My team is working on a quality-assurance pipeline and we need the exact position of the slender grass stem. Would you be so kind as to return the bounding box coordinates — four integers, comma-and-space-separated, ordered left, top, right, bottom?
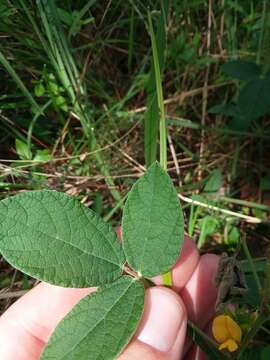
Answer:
103, 194, 127, 222
147, 10, 167, 171
27, 100, 52, 155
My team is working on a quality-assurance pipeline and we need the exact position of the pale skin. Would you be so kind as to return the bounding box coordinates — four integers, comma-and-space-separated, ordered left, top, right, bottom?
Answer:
0, 236, 219, 360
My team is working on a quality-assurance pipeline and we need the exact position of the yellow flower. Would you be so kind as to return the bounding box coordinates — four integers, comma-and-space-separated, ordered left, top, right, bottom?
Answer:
212, 315, 242, 352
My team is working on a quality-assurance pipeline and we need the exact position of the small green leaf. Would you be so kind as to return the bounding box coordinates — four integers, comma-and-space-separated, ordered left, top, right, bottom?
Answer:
0, 190, 125, 287
15, 138, 32, 160
227, 225, 240, 246
34, 83, 45, 97
54, 95, 68, 112
41, 276, 145, 360
204, 169, 223, 193
48, 80, 59, 95
33, 149, 52, 162
122, 161, 184, 277
198, 215, 219, 248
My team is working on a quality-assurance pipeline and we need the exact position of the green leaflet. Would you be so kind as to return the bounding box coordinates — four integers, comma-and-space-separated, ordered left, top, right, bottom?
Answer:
122, 162, 184, 277
41, 276, 145, 360
0, 190, 125, 287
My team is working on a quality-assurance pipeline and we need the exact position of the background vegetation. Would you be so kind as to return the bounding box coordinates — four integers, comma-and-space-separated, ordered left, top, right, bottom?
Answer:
0, 0, 270, 356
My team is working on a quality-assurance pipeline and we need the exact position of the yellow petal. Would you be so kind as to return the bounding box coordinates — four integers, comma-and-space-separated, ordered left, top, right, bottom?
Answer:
219, 339, 239, 352
225, 315, 242, 343
212, 315, 230, 343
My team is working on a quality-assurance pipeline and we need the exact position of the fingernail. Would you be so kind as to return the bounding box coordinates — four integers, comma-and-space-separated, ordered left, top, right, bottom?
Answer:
136, 287, 186, 352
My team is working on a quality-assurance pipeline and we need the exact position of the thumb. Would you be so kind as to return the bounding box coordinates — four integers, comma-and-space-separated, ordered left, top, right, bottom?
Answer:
118, 287, 187, 360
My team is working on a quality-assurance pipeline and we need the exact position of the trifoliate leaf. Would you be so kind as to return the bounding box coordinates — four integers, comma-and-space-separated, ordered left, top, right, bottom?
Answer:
41, 276, 145, 360
0, 190, 125, 287
122, 161, 184, 277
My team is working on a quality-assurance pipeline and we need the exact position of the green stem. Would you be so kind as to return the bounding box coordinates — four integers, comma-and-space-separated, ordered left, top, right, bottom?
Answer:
103, 194, 127, 222
219, 196, 270, 213
27, 100, 52, 156
147, 10, 167, 171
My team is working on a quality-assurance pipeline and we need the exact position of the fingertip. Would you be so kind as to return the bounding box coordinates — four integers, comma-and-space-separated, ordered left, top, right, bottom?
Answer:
118, 340, 165, 360
136, 286, 187, 353
180, 254, 219, 327
171, 237, 200, 291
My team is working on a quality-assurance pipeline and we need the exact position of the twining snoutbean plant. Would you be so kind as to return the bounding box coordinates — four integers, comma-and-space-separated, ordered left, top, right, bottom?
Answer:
0, 162, 184, 359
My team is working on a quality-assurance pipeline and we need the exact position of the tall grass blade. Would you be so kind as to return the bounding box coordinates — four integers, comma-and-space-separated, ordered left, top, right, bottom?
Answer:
0, 50, 40, 114
11, 1, 121, 202
144, 2, 168, 167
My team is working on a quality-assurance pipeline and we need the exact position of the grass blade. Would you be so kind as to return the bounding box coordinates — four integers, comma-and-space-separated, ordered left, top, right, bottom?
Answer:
144, 3, 168, 167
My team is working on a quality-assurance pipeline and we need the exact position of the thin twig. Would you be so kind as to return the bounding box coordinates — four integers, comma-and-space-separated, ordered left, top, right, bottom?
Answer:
129, 82, 231, 114
178, 194, 262, 224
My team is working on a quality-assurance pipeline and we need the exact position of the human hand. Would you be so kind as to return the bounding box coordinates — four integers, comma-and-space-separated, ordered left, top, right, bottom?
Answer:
0, 236, 219, 360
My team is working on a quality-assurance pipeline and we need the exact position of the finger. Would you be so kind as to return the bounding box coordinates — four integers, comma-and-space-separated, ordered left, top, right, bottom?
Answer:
119, 287, 187, 360
181, 254, 219, 327
0, 283, 94, 360
180, 254, 219, 357
152, 235, 200, 292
